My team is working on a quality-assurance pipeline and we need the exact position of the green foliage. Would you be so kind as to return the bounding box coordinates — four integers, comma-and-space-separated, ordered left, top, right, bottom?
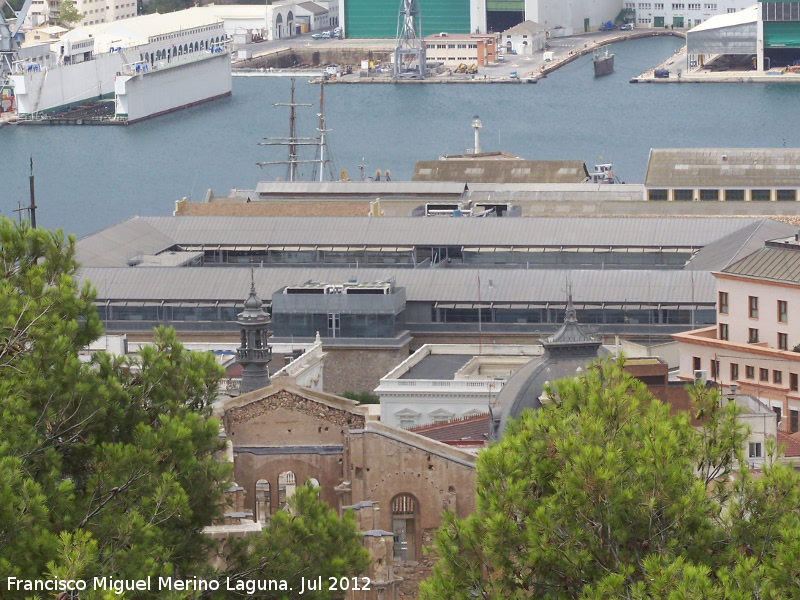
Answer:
342, 390, 380, 405
0, 218, 228, 597
0, 218, 372, 599
419, 357, 800, 600
57, 0, 84, 25
220, 482, 371, 599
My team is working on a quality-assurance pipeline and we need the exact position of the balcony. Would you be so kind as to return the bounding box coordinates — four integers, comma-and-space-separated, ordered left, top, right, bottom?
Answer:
236, 348, 272, 361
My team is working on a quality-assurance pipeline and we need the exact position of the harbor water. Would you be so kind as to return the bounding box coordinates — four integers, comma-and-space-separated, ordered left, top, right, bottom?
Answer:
3, 36, 800, 237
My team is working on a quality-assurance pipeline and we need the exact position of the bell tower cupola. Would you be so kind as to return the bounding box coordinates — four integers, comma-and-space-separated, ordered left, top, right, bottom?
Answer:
237, 272, 271, 393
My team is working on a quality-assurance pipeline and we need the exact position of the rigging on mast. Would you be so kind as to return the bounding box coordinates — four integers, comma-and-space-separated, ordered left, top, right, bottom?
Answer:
257, 78, 336, 181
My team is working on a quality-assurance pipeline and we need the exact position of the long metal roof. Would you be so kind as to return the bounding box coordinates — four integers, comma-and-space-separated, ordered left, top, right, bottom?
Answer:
721, 246, 800, 284
644, 148, 800, 188
79, 267, 716, 304
76, 216, 772, 267
253, 181, 467, 196
413, 160, 589, 184
685, 219, 797, 271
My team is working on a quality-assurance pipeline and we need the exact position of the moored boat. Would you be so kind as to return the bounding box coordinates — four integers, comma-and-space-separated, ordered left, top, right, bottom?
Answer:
593, 47, 614, 76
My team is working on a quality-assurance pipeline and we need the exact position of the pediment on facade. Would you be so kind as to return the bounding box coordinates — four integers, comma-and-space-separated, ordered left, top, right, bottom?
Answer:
393, 408, 422, 419
222, 384, 367, 445
429, 409, 456, 421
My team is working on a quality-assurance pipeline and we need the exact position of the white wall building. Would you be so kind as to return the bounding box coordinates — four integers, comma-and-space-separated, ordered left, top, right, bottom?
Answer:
674, 235, 800, 437
525, 0, 622, 32
375, 343, 542, 429
195, 5, 273, 40
623, 0, 751, 29
501, 20, 546, 54
76, 0, 137, 27
59, 9, 226, 65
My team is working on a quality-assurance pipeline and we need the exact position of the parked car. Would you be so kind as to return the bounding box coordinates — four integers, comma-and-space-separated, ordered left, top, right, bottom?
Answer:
311, 33, 325, 39
620, 23, 634, 30
509, 70, 518, 79
497, 53, 505, 61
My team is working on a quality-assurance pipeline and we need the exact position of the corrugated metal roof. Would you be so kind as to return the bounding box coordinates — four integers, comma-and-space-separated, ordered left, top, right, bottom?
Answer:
722, 246, 800, 283
254, 181, 466, 196
685, 219, 797, 271
79, 267, 716, 304
645, 148, 800, 188
688, 4, 757, 33
76, 216, 770, 267
76, 218, 177, 268
413, 160, 589, 184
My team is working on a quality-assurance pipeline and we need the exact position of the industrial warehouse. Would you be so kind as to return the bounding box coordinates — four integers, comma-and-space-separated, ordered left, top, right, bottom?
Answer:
76, 215, 796, 343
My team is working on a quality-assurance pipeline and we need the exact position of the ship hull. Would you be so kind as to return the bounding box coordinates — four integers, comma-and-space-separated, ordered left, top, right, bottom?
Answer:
10, 50, 232, 123
115, 52, 232, 123
593, 54, 614, 76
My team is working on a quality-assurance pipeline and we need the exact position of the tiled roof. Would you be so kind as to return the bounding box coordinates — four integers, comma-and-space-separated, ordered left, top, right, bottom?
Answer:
408, 413, 489, 442
778, 431, 800, 457
502, 21, 547, 36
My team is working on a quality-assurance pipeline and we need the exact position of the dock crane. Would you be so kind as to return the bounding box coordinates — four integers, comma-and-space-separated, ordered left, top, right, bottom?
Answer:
1, 0, 34, 80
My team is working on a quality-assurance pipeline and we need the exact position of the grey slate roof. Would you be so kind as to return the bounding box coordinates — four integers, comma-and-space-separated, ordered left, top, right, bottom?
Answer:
413, 160, 589, 184
684, 219, 797, 271
644, 148, 800, 188
76, 216, 771, 267
721, 246, 800, 284
79, 267, 716, 304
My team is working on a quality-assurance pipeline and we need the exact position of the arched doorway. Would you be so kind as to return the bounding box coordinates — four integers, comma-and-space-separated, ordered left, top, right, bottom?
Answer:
255, 479, 271, 524
278, 470, 296, 509
275, 14, 283, 39
287, 10, 294, 36
391, 493, 418, 561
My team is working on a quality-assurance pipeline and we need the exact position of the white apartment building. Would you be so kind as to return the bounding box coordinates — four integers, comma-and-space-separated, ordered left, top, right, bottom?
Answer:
623, 0, 751, 28
76, 0, 137, 27
674, 234, 800, 437
375, 343, 542, 429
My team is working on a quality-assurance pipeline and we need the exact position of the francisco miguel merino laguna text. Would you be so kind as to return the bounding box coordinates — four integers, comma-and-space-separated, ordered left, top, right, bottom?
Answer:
6, 576, 372, 595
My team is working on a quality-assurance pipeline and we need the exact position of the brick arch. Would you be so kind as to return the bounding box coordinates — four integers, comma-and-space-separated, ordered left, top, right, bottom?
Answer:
367, 471, 447, 531
246, 456, 340, 515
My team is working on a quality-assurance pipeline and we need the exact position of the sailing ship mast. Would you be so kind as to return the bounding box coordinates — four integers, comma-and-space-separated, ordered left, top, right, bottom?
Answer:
257, 78, 335, 182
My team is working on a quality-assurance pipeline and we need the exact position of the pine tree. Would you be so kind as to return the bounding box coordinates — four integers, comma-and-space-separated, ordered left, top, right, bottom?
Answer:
419, 358, 800, 599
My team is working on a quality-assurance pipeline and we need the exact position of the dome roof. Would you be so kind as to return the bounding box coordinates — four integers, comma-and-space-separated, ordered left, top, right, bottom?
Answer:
244, 282, 263, 310
489, 294, 604, 441
237, 275, 271, 324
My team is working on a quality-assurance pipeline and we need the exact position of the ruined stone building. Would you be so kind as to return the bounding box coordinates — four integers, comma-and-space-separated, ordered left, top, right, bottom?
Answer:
211, 285, 477, 600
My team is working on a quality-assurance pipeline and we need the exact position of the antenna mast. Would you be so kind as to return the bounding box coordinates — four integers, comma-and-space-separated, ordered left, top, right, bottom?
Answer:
393, 0, 426, 80
14, 156, 37, 227
314, 80, 335, 182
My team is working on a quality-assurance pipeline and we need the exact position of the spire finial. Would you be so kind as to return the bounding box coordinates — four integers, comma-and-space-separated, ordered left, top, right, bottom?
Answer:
250, 267, 256, 295
564, 282, 576, 323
